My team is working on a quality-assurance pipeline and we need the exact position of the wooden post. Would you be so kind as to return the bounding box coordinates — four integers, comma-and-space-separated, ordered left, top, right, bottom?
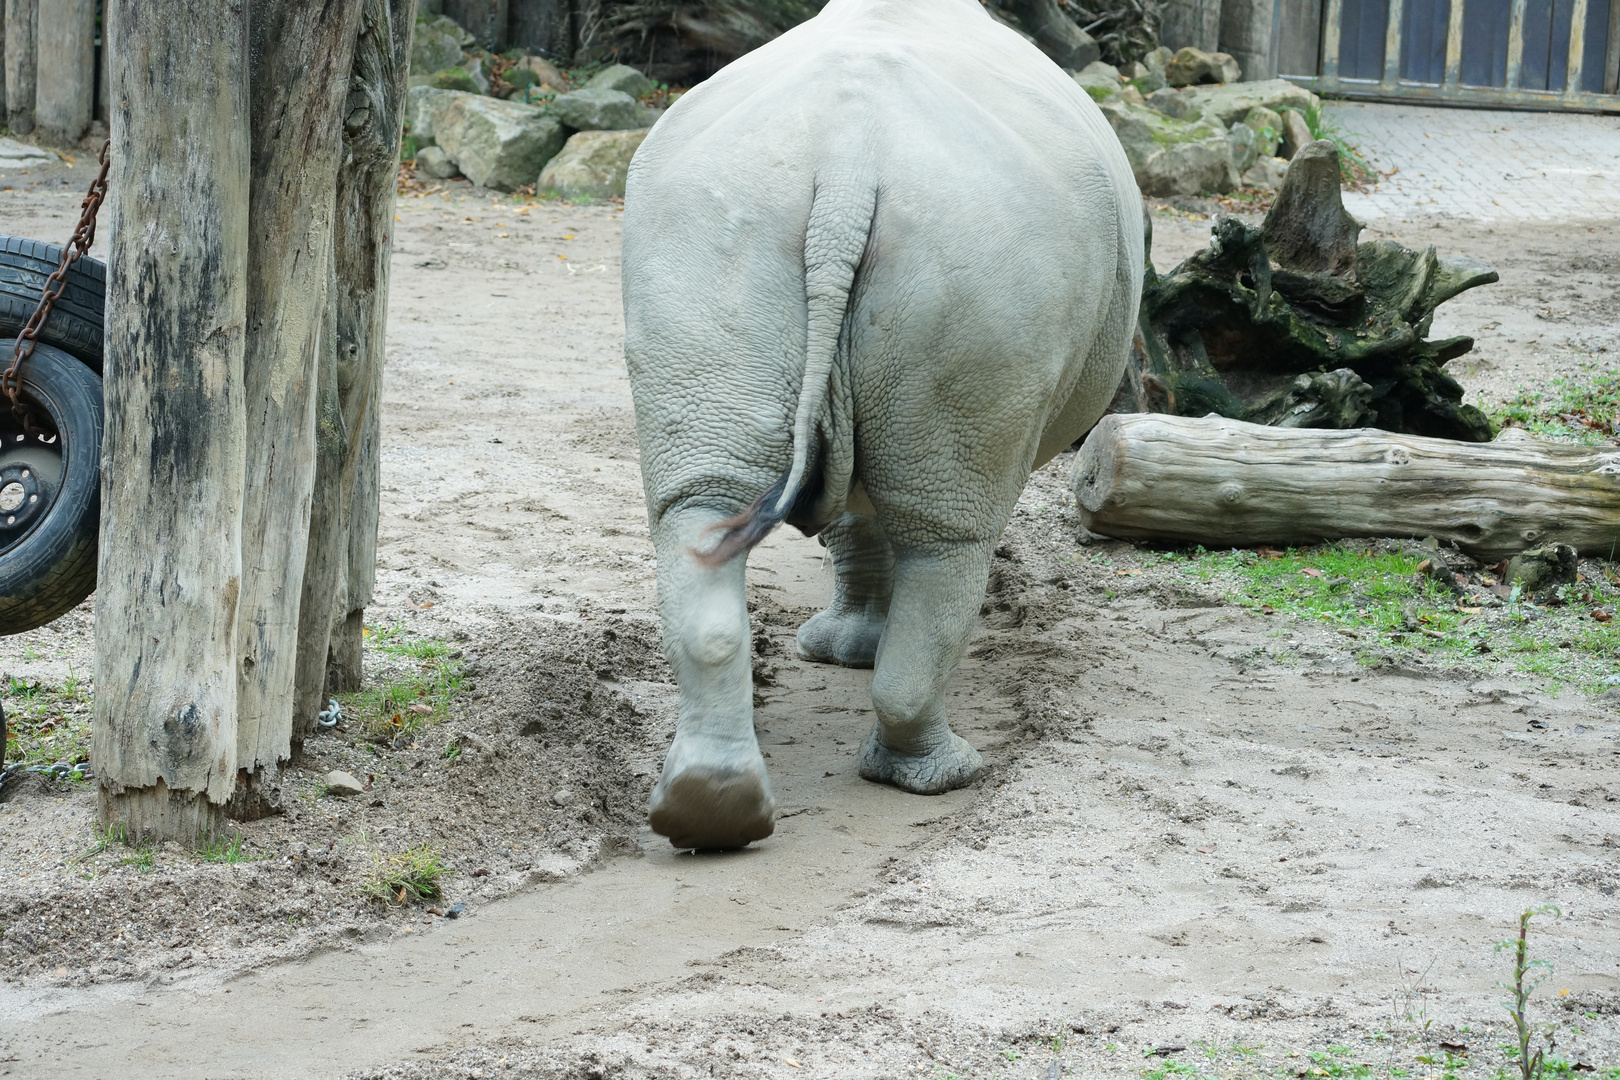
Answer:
4, 0, 35, 136
34, 0, 94, 143
294, 0, 413, 739
508, 0, 573, 62
1072, 414, 1620, 563
1, 3, 7, 121
230, 0, 365, 810
1219, 0, 1278, 80
93, 0, 250, 845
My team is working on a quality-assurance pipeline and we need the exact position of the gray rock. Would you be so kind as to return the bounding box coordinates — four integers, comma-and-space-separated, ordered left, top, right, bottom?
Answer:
1505, 544, 1578, 596
0, 137, 55, 168
434, 95, 567, 191
1243, 105, 1284, 157
585, 63, 654, 100
539, 129, 651, 199
1146, 87, 1195, 119
1100, 101, 1239, 197
419, 12, 475, 48
1166, 47, 1242, 87
411, 26, 464, 76
551, 787, 577, 808
1281, 108, 1314, 159
1227, 121, 1259, 172
1073, 62, 1122, 103
516, 55, 570, 92
636, 106, 666, 128
1241, 155, 1289, 189
1178, 78, 1319, 126
325, 770, 364, 796
550, 88, 639, 131
415, 145, 458, 179
406, 85, 467, 147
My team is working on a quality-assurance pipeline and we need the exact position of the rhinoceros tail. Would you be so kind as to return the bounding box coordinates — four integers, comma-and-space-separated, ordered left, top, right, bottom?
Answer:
779, 172, 877, 514
694, 172, 876, 569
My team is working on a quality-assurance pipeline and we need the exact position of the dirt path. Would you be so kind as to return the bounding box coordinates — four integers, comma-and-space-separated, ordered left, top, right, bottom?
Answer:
0, 134, 1617, 1079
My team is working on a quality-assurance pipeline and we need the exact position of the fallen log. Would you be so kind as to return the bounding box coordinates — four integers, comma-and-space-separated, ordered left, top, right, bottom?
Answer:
1071, 414, 1620, 563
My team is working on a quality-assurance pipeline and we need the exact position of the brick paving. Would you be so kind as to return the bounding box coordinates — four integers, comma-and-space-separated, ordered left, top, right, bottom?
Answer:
1326, 100, 1620, 222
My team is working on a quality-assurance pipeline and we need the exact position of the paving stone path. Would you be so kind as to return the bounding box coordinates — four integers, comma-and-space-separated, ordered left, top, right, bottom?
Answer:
1327, 100, 1620, 222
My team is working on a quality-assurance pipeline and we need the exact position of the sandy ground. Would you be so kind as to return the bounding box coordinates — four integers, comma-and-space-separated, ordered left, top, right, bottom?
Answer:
0, 131, 1616, 1080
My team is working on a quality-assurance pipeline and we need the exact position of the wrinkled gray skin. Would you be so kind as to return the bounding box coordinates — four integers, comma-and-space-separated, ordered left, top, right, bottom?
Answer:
621, 0, 1143, 849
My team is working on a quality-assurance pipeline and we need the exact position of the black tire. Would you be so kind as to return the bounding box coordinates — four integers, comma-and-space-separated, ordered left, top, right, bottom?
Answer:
0, 236, 106, 373
0, 340, 103, 633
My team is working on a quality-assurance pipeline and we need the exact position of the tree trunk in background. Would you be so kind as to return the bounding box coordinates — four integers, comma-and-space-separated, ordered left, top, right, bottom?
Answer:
1159, 0, 1221, 51
294, 0, 413, 742
1, 5, 7, 121
508, 0, 571, 61
34, 0, 94, 142
445, 0, 507, 49
1220, 0, 1276, 80
93, 0, 250, 846
4, 0, 35, 135
231, 0, 366, 813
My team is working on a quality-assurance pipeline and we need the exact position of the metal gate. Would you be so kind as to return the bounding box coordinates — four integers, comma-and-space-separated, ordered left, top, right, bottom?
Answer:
1276, 0, 1620, 111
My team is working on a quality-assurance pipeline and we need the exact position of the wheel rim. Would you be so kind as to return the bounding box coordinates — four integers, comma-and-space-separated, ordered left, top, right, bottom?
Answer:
0, 411, 64, 555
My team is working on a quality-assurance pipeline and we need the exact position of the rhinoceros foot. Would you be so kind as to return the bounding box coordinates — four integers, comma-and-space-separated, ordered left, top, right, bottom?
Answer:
858, 724, 983, 795
795, 607, 885, 668
648, 734, 776, 850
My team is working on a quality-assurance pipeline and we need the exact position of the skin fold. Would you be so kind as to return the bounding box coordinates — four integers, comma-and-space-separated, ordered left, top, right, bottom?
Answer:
621, 0, 1144, 849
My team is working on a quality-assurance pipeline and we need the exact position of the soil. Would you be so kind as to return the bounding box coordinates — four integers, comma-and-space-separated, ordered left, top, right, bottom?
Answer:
0, 153, 1616, 1080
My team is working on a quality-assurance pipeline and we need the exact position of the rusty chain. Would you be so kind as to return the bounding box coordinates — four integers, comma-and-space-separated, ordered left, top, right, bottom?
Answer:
2, 139, 111, 430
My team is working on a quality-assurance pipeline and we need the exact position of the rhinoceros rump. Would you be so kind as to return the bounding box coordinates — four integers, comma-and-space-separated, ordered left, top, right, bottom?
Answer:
622, 0, 1143, 849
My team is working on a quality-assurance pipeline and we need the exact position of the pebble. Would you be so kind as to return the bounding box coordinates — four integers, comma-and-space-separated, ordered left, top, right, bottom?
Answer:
551, 787, 576, 808
325, 771, 365, 797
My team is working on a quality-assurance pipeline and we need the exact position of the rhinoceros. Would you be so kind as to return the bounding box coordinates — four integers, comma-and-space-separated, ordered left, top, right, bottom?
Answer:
621, 0, 1143, 849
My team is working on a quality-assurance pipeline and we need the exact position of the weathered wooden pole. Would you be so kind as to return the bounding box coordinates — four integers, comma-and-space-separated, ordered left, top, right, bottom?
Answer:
229, 0, 366, 814
294, 0, 414, 743
3, 0, 35, 135
34, 0, 94, 143
0, 4, 7, 120
93, 0, 250, 844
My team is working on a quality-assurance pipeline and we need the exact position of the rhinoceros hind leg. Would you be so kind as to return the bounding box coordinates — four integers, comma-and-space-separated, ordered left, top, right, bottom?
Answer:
857, 540, 989, 795
858, 723, 984, 794
648, 732, 776, 849
797, 513, 893, 669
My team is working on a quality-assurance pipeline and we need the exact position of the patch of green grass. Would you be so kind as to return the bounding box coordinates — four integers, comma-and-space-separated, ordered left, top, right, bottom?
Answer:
1141, 1058, 1214, 1080
119, 843, 157, 873
366, 843, 449, 905
338, 626, 465, 746
1486, 363, 1620, 444
1159, 544, 1620, 691
199, 831, 253, 864
3, 670, 93, 769
1303, 101, 1374, 185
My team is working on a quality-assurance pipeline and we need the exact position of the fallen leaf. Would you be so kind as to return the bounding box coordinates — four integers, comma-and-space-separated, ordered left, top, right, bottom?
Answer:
407, 703, 433, 715
1458, 606, 1483, 615
1261, 605, 1276, 614
1300, 567, 1324, 578
1592, 609, 1613, 623
784, 1058, 801, 1068
1113, 569, 1141, 576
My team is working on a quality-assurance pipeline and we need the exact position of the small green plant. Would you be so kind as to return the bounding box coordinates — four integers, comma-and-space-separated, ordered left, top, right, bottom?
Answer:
1141, 1059, 1212, 1080
1488, 365, 1620, 444
4, 669, 95, 769
119, 843, 157, 873
199, 831, 253, 864
1498, 905, 1561, 1080
1302, 101, 1374, 184
339, 627, 466, 745
366, 843, 449, 904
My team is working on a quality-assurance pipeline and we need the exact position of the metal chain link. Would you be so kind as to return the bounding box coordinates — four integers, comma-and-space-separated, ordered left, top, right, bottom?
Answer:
2, 140, 112, 430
